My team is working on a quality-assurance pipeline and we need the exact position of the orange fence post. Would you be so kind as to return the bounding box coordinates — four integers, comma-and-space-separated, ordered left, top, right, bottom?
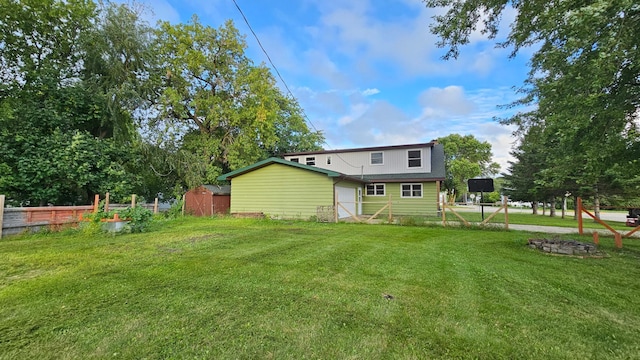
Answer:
614, 233, 623, 249
93, 194, 100, 213
592, 231, 599, 245
577, 197, 583, 235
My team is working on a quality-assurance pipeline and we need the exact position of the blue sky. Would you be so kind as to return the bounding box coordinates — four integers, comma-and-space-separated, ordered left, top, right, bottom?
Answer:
130, 0, 533, 171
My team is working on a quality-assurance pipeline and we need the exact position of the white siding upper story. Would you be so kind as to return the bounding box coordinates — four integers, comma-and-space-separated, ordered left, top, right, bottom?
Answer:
283, 145, 433, 175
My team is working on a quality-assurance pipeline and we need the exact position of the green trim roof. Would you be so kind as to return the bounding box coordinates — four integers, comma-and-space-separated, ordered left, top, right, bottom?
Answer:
217, 157, 367, 183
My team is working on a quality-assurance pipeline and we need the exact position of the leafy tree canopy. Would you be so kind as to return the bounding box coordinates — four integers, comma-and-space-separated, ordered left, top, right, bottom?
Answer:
1, 1, 323, 204
150, 17, 324, 186
425, 0, 640, 210
438, 134, 500, 202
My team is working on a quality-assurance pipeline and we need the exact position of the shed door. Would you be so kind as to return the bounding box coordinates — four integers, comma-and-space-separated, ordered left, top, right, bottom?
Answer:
336, 186, 357, 219
200, 193, 213, 216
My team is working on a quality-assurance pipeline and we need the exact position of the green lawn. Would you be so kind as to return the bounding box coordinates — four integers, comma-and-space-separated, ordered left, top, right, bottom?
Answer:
2, 217, 640, 359
439, 210, 631, 230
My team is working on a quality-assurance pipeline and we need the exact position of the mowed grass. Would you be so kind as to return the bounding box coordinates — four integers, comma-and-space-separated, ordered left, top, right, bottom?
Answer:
1, 218, 640, 359
439, 210, 630, 230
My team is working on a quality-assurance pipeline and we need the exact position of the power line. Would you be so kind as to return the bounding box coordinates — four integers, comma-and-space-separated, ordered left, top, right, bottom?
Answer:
231, 0, 319, 134
231, 0, 362, 169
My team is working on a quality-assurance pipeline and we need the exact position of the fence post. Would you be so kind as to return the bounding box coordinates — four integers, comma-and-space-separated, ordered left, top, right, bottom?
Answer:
577, 197, 583, 235
441, 195, 446, 227
93, 194, 100, 213
592, 231, 599, 245
503, 196, 509, 230
181, 194, 186, 216
105, 192, 110, 213
0, 195, 5, 239
131, 194, 136, 208
154, 198, 159, 214
614, 232, 622, 248
334, 191, 338, 223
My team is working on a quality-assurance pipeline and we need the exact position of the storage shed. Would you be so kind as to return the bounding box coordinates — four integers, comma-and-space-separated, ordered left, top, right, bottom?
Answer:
184, 185, 231, 216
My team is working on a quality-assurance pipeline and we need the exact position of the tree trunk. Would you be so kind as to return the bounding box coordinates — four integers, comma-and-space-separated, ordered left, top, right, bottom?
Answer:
549, 198, 556, 217
594, 190, 601, 220
573, 196, 578, 220
532, 202, 538, 215
542, 202, 546, 216
561, 196, 566, 219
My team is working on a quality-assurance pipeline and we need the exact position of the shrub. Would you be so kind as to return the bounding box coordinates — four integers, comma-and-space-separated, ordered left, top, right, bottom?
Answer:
164, 198, 184, 219
82, 203, 154, 234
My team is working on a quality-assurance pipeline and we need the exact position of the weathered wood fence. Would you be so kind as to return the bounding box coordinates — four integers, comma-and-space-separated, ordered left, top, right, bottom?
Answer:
441, 196, 510, 229
0, 194, 161, 238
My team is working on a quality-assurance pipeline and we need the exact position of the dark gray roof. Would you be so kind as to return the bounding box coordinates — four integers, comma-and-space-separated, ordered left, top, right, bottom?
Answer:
202, 185, 231, 194
283, 141, 438, 156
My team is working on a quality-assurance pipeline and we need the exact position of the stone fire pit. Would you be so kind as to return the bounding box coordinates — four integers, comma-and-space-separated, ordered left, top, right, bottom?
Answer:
528, 238, 603, 257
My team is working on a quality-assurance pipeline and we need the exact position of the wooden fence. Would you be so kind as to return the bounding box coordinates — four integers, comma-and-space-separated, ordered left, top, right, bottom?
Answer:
335, 194, 393, 223
441, 196, 510, 229
576, 197, 640, 248
0, 194, 161, 238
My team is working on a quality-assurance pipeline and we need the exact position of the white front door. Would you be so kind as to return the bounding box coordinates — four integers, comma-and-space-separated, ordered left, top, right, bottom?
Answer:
357, 187, 363, 215
336, 186, 356, 219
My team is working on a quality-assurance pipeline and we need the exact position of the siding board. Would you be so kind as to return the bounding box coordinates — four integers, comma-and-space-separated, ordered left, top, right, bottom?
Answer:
230, 163, 336, 219
363, 182, 438, 216
284, 146, 432, 175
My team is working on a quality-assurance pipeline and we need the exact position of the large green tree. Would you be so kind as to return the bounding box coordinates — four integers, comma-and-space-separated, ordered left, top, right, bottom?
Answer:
438, 134, 500, 203
0, 0, 149, 205
150, 17, 323, 186
424, 0, 640, 212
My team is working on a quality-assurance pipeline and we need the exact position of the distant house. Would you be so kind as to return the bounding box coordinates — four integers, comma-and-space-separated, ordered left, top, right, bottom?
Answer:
217, 142, 445, 220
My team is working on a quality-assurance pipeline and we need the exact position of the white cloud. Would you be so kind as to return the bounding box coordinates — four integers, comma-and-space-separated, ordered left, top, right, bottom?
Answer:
470, 51, 495, 76
361, 88, 380, 96
302, 49, 352, 89
311, 1, 447, 78
418, 86, 476, 117
337, 103, 370, 126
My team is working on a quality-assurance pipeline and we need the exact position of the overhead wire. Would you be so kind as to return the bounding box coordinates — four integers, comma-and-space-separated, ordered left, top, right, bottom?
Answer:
231, 0, 363, 169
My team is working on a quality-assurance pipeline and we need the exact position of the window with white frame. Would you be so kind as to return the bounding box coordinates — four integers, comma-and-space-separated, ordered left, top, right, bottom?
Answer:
370, 151, 383, 165
290, 158, 299, 163
306, 157, 315, 166
401, 183, 422, 198
366, 183, 385, 196
407, 149, 422, 168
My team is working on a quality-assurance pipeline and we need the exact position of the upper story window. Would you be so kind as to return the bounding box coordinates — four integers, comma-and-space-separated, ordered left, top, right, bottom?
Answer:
326, 155, 332, 165
370, 151, 383, 165
407, 150, 422, 168
290, 158, 299, 163
306, 157, 316, 166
